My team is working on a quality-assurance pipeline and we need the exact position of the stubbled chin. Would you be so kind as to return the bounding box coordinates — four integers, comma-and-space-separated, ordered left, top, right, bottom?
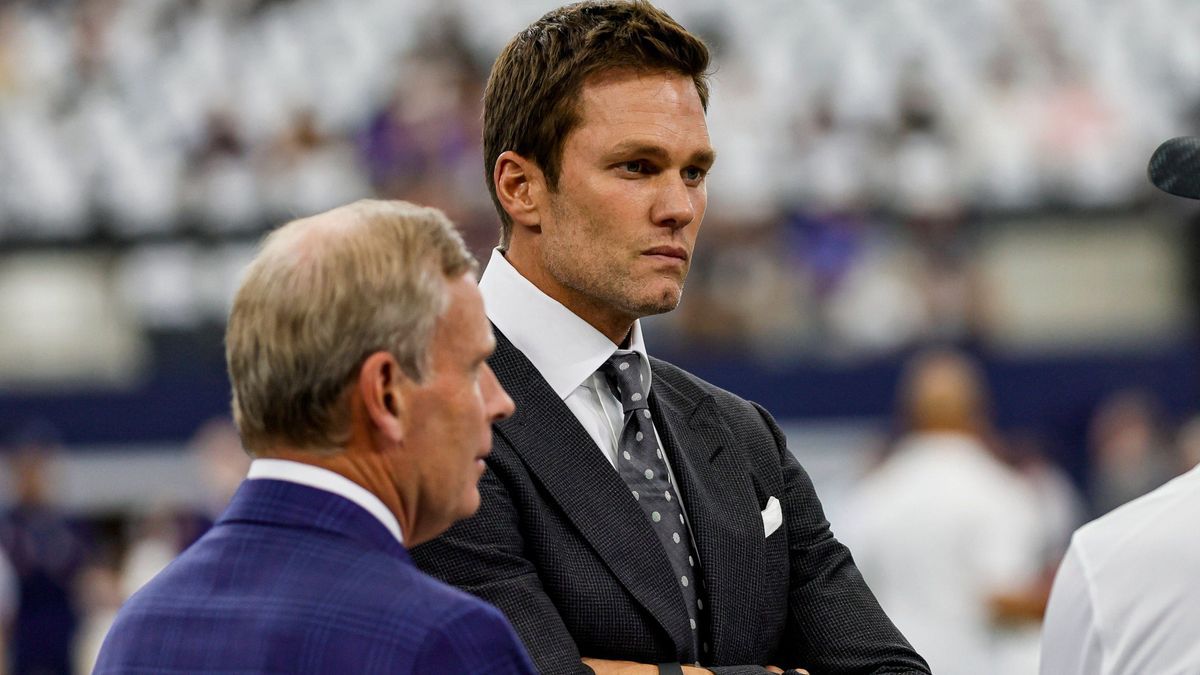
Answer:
641, 283, 684, 311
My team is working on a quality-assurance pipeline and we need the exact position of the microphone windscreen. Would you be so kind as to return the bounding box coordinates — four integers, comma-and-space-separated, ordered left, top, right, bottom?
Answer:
1149, 136, 1200, 199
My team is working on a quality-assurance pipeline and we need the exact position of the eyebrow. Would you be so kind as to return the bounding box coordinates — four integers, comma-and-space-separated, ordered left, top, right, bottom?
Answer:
606, 141, 717, 168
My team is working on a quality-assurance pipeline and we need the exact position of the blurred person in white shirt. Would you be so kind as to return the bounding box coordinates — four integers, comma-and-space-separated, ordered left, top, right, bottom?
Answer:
842, 349, 1044, 675
1087, 390, 1175, 516
1175, 414, 1200, 473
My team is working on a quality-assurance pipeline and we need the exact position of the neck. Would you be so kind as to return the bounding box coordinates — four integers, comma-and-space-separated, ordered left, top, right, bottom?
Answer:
504, 245, 634, 345
260, 445, 417, 544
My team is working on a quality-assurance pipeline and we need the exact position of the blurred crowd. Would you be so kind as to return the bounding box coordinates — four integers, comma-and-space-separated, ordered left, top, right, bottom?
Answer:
2, 0, 1197, 234
0, 0, 490, 242
1, 0, 1199, 358
0, 418, 248, 674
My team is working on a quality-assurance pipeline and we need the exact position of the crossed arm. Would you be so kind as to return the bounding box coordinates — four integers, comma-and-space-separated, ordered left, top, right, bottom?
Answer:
585, 659, 803, 674
411, 404, 925, 674
410, 460, 799, 674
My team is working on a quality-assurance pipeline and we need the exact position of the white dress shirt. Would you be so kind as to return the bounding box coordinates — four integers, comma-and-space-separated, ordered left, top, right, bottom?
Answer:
247, 458, 404, 545
1040, 464, 1200, 675
479, 248, 690, 512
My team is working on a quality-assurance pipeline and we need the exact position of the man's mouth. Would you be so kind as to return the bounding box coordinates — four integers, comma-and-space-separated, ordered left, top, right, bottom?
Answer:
642, 245, 688, 262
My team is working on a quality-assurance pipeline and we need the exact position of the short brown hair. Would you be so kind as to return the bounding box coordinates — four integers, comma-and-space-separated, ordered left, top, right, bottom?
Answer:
899, 349, 990, 435
226, 200, 476, 455
484, 0, 710, 249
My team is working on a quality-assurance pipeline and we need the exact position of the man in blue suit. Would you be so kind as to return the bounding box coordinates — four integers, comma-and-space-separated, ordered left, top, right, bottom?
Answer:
94, 199, 536, 674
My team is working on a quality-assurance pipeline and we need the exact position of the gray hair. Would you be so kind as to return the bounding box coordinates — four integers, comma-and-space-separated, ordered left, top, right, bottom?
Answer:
226, 199, 477, 455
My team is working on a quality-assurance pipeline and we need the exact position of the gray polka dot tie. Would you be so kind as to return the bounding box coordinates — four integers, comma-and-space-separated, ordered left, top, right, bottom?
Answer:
601, 351, 706, 658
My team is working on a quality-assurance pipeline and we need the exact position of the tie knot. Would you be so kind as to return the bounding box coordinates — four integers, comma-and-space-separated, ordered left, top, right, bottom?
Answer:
601, 352, 648, 412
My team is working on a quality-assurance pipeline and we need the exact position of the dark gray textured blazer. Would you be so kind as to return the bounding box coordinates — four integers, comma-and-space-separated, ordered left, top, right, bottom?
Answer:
412, 330, 929, 675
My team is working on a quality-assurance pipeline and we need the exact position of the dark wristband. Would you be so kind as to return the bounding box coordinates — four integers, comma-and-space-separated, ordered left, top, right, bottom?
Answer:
657, 663, 685, 675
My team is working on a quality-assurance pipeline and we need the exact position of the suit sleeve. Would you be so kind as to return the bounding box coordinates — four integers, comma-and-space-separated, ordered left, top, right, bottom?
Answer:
752, 403, 931, 675
411, 463, 593, 675
413, 603, 540, 675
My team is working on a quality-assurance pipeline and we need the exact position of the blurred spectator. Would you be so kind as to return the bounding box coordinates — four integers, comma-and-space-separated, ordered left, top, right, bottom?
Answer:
822, 235, 928, 356
0, 546, 14, 675
184, 110, 261, 234
188, 417, 250, 521
906, 209, 985, 344
0, 428, 90, 675
961, 53, 1046, 210
670, 218, 812, 356
889, 78, 960, 215
0, 6, 19, 99
71, 563, 121, 675
112, 418, 250, 603
1173, 414, 1200, 473
1038, 67, 1138, 209
260, 109, 369, 222
1087, 389, 1175, 515
842, 349, 1043, 675
358, 55, 478, 202
117, 508, 190, 602
992, 432, 1087, 673
1003, 433, 1087, 567
68, 419, 248, 674
783, 95, 874, 213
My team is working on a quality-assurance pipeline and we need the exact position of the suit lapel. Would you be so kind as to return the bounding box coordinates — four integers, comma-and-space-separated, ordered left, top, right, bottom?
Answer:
489, 331, 695, 656
648, 365, 766, 659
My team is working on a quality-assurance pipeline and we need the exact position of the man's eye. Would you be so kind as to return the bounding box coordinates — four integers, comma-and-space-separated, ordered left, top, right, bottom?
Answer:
622, 161, 645, 173
684, 167, 705, 182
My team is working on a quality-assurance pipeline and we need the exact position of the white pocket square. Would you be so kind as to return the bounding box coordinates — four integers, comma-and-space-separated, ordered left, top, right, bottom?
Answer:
761, 496, 782, 537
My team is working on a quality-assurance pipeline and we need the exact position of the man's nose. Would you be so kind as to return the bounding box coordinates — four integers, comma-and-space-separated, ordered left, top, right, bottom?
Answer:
650, 176, 697, 230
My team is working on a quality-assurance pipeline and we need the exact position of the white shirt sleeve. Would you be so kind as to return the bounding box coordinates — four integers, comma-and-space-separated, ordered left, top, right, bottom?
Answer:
1040, 537, 1104, 675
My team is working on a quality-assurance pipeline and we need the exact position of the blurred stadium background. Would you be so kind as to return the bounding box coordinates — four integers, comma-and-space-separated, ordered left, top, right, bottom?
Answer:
2, 0, 1200, 672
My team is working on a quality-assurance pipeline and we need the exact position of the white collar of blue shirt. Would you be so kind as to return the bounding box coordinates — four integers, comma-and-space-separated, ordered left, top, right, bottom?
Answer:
479, 248, 653, 400
247, 458, 404, 545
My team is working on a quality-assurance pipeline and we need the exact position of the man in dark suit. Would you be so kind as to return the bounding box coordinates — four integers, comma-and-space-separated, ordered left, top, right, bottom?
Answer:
410, 2, 930, 675
94, 200, 536, 674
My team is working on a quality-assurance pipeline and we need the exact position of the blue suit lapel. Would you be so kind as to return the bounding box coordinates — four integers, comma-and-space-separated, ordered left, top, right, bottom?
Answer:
489, 330, 695, 658
648, 362, 768, 660
220, 478, 410, 563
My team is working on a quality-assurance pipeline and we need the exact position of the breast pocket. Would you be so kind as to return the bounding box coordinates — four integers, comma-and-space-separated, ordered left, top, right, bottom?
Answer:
761, 496, 782, 538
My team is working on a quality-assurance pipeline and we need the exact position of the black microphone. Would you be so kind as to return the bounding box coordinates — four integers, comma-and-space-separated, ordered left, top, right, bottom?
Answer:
1149, 136, 1200, 199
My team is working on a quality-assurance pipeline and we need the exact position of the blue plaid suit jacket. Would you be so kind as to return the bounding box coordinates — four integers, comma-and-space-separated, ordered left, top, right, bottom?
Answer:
94, 478, 536, 674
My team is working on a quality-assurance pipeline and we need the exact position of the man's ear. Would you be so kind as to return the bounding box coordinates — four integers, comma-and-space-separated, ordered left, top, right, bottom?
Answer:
494, 150, 544, 229
358, 351, 406, 445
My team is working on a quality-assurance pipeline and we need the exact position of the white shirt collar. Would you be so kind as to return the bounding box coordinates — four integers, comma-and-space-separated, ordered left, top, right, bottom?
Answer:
247, 458, 404, 545
479, 248, 652, 399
